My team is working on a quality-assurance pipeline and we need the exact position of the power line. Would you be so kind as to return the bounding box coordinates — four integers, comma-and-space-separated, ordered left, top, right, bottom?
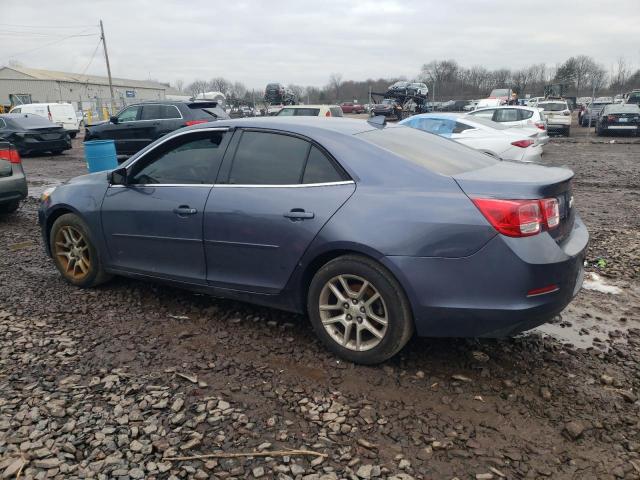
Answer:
0, 23, 97, 29
0, 30, 98, 62
79, 37, 103, 76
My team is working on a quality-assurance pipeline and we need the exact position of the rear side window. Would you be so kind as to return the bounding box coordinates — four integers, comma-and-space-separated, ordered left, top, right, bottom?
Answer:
278, 108, 320, 116
494, 109, 519, 122
302, 146, 344, 184
519, 110, 534, 120
228, 131, 310, 184
117, 105, 140, 123
11, 107, 21, 113
141, 104, 162, 120
357, 126, 498, 175
129, 131, 227, 185
329, 107, 344, 117
453, 122, 474, 133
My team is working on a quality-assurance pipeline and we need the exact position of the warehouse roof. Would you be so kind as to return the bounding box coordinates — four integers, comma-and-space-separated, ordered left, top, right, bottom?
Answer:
0, 66, 169, 90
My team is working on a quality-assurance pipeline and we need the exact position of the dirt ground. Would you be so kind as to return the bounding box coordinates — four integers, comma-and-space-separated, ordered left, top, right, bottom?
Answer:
1, 122, 639, 480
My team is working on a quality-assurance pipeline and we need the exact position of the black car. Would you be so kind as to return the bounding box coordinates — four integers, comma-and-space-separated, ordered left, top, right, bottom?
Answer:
0, 142, 27, 213
84, 101, 229, 156
264, 83, 297, 105
596, 103, 640, 136
0, 114, 71, 156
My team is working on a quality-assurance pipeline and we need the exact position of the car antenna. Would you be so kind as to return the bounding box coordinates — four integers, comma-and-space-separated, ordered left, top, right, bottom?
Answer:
367, 115, 387, 128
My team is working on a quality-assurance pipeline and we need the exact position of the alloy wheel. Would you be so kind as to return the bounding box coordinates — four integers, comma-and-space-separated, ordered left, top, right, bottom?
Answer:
318, 274, 388, 351
54, 225, 91, 280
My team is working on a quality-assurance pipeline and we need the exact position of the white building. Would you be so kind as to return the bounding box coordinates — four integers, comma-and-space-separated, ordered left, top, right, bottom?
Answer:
0, 65, 169, 113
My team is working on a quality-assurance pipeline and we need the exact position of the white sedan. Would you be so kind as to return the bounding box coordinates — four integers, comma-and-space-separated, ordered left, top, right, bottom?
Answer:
399, 113, 543, 163
466, 105, 549, 145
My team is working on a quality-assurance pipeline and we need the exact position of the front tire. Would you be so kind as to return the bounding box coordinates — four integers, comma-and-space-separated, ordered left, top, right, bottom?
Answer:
49, 213, 111, 288
307, 255, 414, 364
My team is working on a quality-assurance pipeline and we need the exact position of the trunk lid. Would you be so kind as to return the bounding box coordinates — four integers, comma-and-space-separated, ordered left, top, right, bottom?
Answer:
454, 162, 575, 243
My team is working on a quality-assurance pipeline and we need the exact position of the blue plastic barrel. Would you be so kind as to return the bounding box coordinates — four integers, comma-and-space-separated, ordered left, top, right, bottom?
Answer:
84, 140, 117, 173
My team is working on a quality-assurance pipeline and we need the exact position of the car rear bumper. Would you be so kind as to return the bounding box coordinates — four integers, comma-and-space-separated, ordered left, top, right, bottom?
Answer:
383, 215, 589, 338
15, 138, 71, 155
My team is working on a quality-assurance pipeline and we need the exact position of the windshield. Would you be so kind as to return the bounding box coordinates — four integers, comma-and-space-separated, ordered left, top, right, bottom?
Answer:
490, 89, 510, 97
539, 102, 567, 111
277, 108, 320, 116
357, 125, 498, 175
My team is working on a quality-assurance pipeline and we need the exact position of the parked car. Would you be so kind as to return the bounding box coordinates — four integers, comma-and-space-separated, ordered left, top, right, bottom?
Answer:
264, 83, 296, 105
537, 100, 571, 136
370, 99, 402, 119
407, 82, 429, 97
277, 105, 344, 117
10, 102, 80, 138
439, 100, 470, 112
0, 113, 71, 155
39, 117, 587, 364
399, 113, 543, 163
625, 89, 640, 105
463, 100, 478, 111
596, 103, 640, 136
388, 81, 411, 95
526, 97, 545, 108
581, 100, 612, 127
467, 106, 549, 144
340, 102, 365, 114
84, 101, 229, 156
475, 98, 502, 109
0, 142, 27, 214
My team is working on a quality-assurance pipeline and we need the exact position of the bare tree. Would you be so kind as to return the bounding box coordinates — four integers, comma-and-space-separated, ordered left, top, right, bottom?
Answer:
611, 57, 630, 92
328, 73, 343, 102
208, 77, 231, 95
173, 79, 185, 93
186, 80, 208, 98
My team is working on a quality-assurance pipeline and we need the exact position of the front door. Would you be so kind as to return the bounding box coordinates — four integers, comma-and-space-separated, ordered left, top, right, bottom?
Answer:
104, 104, 146, 155
101, 128, 230, 283
204, 130, 355, 293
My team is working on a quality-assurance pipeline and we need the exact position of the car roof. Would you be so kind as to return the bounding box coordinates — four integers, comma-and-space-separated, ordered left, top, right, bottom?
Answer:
189, 116, 378, 136
279, 105, 339, 108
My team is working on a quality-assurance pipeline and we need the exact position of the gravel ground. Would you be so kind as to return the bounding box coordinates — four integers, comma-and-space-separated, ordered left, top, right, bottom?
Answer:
1, 125, 639, 480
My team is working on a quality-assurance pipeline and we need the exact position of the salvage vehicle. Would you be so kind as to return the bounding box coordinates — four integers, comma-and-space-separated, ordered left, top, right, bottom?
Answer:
84, 100, 229, 157
467, 106, 549, 144
488, 88, 513, 105
39, 117, 588, 364
264, 83, 297, 105
581, 100, 612, 127
340, 102, 365, 114
537, 100, 571, 136
10, 102, 80, 138
0, 113, 71, 155
596, 103, 640, 136
370, 98, 402, 119
407, 82, 429, 97
400, 113, 543, 162
277, 105, 343, 117
0, 142, 27, 213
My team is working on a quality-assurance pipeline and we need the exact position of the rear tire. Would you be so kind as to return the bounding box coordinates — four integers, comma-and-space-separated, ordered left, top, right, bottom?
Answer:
564, 126, 571, 137
69, 132, 77, 139
49, 213, 111, 288
307, 255, 414, 364
0, 200, 19, 214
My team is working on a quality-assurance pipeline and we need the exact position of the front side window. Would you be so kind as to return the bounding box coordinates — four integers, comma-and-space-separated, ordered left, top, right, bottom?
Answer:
117, 105, 140, 123
129, 131, 227, 185
228, 131, 310, 185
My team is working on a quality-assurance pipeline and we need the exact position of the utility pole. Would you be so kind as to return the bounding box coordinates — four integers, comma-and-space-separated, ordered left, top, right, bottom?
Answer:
100, 20, 116, 114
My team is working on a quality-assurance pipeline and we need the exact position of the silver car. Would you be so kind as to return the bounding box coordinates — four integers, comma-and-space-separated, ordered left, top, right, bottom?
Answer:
0, 141, 27, 214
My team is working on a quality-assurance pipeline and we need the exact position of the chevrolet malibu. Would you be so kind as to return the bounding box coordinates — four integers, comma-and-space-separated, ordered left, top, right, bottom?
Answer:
39, 117, 588, 364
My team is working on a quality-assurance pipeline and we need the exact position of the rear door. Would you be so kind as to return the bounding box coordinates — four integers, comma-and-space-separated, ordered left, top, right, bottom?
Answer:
101, 128, 230, 282
203, 129, 355, 293
139, 104, 184, 144
50, 104, 78, 130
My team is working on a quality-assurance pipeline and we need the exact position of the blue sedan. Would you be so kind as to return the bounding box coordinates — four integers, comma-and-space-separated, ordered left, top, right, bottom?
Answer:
39, 117, 588, 364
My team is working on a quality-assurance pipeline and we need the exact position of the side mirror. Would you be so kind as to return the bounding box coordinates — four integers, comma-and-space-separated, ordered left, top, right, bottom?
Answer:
110, 116, 119, 124
109, 167, 127, 185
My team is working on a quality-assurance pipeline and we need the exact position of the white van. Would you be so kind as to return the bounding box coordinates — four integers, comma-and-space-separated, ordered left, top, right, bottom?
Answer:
9, 103, 80, 138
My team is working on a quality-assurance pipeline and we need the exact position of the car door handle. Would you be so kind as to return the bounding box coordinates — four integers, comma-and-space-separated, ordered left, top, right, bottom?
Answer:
284, 209, 315, 220
173, 206, 198, 216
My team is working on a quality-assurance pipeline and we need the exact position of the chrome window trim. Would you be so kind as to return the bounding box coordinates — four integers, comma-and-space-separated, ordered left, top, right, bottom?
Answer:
214, 180, 355, 188
109, 180, 354, 189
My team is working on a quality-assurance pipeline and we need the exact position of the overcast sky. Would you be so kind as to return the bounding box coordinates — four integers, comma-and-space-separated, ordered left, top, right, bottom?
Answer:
1, 0, 639, 90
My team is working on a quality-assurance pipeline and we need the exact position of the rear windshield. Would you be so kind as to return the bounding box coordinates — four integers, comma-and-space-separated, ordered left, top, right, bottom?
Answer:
7, 114, 56, 129
357, 125, 498, 175
538, 102, 567, 111
277, 108, 320, 116
188, 102, 217, 109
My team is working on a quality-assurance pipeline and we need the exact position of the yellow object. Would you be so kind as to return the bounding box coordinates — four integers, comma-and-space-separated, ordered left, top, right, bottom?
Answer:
102, 107, 109, 120
87, 110, 93, 124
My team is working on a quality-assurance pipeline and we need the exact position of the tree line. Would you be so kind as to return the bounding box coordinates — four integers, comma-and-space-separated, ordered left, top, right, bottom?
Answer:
173, 55, 640, 106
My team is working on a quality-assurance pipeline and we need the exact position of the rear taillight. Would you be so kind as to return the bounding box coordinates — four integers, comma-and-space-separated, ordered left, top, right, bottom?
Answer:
184, 120, 208, 126
472, 197, 560, 238
607, 115, 616, 122
535, 121, 546, 130
325, 111, 332, 117
0, 147, 21, 164
511, 139, 534, 148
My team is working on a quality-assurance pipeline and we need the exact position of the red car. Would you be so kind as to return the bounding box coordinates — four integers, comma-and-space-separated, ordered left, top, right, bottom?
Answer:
340, 102, 365, 114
